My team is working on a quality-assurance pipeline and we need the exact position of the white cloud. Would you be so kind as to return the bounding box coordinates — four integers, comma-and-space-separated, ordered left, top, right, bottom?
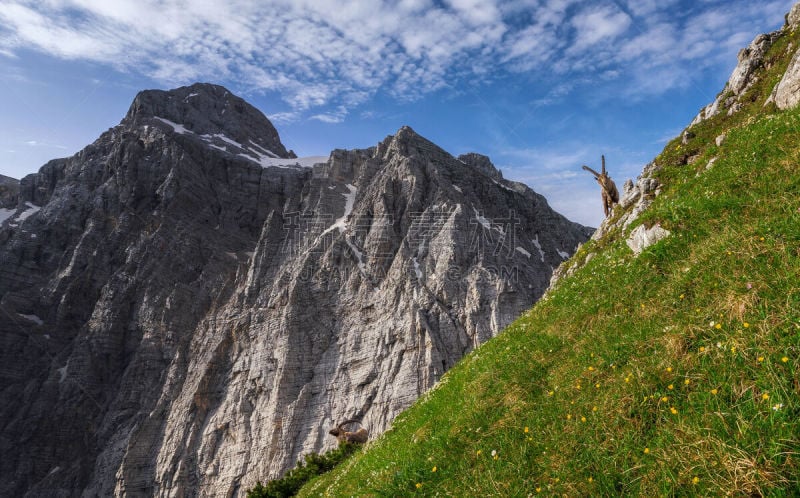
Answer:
267, 111, 301, 124
25, 140, 68, 149
309, 105, 348, 123
0, 0, 794, 119
309, 113, 344, 124
570, 5, 632, 51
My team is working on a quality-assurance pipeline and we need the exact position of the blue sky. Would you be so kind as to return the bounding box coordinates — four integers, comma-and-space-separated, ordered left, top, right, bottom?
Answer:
0, 0, 793, 227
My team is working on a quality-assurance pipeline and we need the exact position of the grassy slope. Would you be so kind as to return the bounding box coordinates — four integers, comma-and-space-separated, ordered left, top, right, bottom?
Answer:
298, 25, 800, 497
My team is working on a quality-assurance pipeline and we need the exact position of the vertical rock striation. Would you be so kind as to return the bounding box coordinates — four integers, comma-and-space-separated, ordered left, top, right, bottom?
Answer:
0, 83, 592, 497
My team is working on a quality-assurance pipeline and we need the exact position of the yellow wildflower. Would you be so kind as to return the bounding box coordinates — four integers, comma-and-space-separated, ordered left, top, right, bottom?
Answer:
416, 483, 422, 489
661, 396, 669, 402
524, 426, 529, 433
595, 383, 600, 388
710, 388, 718, 395
644, 447, 650, 454
762, 393, 769, 400
684, 379, 690, 385
592, 406, 598, 412
566, 414, 572, 420
666, 367, 672, 373
668, 384, 674, 390
743, 322, 750, 328
715, 323, 722, 330
692, 476, 700, 485
782, 356, 789, 363
699, 346, 705, 352
758, 356, 765, 363
432, 466, 437, 473
476, 450, 482, 456
670, 407, 678, 414
581, 416, 587, 423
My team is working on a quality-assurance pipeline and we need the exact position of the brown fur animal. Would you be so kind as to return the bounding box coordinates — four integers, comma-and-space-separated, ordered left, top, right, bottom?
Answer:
582, 155, 619, 217
328, 420, 368, 444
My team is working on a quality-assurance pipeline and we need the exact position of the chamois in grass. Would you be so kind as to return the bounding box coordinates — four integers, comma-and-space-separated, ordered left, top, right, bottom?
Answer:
328, 420, 368, 444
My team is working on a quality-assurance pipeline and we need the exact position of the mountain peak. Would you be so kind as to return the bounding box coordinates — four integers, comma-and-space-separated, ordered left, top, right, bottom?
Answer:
390, 125, 430, 147
124, 82, 294, 159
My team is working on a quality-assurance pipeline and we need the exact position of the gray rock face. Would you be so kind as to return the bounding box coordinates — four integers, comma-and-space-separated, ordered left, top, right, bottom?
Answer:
0, 85, 591, 497
0, 174, 18, 227
788, 2, 800, 30
0, 174, 18, 211
773, 43, 800, 109
626, 223, 671, 255
691, 32, 780, 125
458, 152, 502, 180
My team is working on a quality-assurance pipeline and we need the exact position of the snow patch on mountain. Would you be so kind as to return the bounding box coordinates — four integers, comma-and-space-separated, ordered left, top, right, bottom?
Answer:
14, 202, 40, 223
0, 208, 14, 224
153, 117, 192, 135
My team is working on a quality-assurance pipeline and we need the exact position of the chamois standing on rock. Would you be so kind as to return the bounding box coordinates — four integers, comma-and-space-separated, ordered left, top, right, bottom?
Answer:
582, 155, 619, 217
329, 420, 368, 444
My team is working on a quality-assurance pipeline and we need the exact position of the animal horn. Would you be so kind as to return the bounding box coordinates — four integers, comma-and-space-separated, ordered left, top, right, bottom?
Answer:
601, 155, 606, 175
582, 165, 601, 178
337, 419, 362, 431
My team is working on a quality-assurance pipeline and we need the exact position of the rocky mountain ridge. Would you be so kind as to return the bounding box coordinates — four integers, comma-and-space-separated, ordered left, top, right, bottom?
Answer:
692, 3, 800, 125
0, 83, 591, 496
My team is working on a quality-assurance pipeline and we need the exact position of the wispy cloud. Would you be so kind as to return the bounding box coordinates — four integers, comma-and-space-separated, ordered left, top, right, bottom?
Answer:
0, 0, 793, 120
25, 140, 68, 149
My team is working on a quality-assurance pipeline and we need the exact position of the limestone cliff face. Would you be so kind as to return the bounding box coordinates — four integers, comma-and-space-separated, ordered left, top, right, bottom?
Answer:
0, 83, 591, 497
692, 1, 800, 124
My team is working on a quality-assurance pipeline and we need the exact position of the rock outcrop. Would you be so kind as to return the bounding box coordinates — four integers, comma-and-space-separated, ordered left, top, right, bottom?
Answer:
0, 84, 591, 496
626, 223, 671, 255
693, 1, 800, 123
691, 32, 781, 125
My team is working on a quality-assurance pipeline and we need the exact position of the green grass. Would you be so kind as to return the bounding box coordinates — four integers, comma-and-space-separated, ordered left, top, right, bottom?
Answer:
294, 27, 800, 497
